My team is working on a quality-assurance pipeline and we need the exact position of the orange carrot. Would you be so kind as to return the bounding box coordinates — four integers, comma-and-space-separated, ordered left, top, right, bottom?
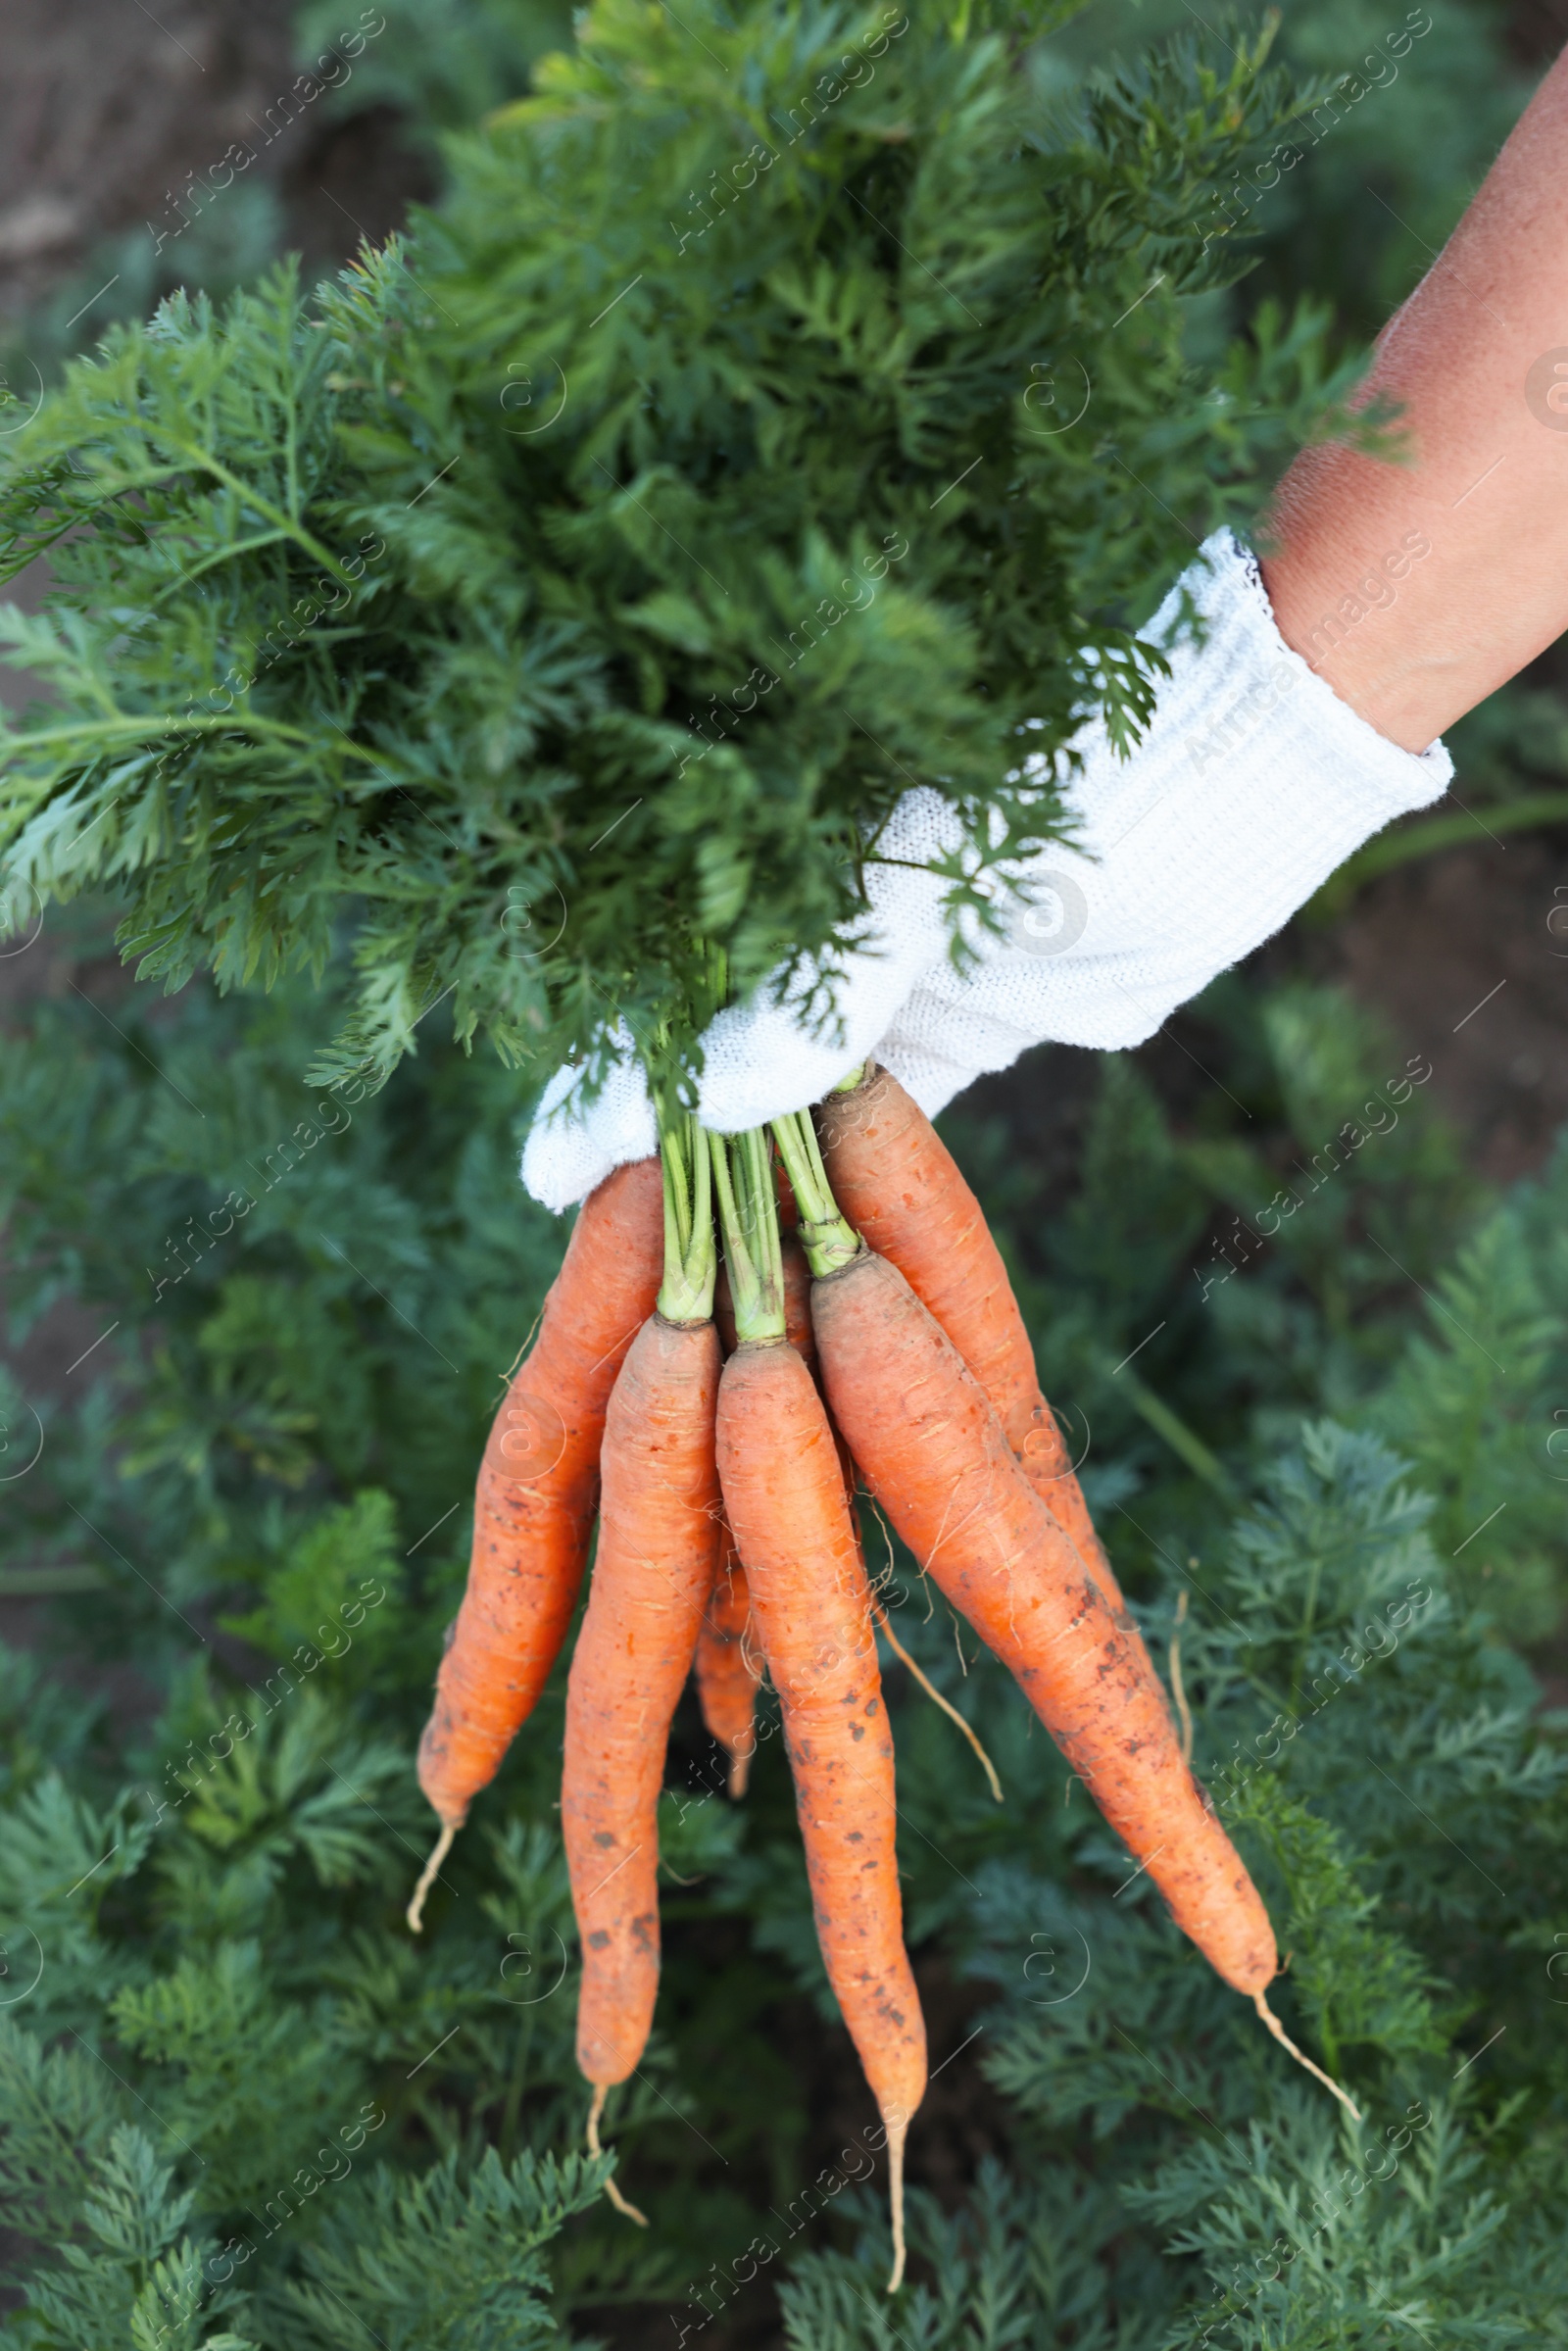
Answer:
783, 1110, 1352, 2114
812, 1247, 1278, 1999
694, 1541, 762, 1797
564, 1311, 724, 2109
704, 1234, 811, 1791
717, 1331, 926, 2290
775, 1113, 1006, 1808
411, 1155, 663, 1915
816, 1064, 1126, 1613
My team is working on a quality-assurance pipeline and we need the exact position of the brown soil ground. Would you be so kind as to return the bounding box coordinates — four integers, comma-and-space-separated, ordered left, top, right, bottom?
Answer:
0, 0, 433, 322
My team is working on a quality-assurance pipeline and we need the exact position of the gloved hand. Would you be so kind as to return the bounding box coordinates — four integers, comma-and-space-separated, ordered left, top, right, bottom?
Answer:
521, 528, 1451, 1212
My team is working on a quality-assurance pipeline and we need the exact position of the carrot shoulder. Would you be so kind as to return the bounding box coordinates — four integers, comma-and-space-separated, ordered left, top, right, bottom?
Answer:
416, 1155, 664, 1835
816, 1064, 1125, 1612
704, 1232, 812, 1793
813, 1249, 1277, 1998
715, 1231, 812, 1358
564, 1311, 724, 2088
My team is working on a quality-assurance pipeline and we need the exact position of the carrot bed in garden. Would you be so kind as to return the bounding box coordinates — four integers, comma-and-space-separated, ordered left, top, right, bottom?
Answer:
0, 0, 1412, 2277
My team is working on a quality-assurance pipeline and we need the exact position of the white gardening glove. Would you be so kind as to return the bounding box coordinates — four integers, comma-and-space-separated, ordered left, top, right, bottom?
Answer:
521, 528, 1451, 1212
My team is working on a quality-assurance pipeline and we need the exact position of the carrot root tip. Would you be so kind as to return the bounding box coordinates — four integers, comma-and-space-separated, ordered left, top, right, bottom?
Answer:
1169, 1591, 1195, 1769
885, 2118, 909, 2293
727, 1752, 750, 1799
603, 2175, 651, 2228
405, 1819, 458, 1935
1252, 1988, 1362, 2123
872, 1595, 1003, 1803
587, 2082, 650, 2228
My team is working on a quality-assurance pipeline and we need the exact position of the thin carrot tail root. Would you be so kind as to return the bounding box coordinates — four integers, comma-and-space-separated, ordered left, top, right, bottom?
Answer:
885, 2115, 909, 2294
727, 1749, 751, 1799
586, 2083, 650, 2227
1169, 1589, 1194, 1768
1252, 1989, 1362, 2122
872, 1595, 1003, 1804
406, 1819, 458, 1935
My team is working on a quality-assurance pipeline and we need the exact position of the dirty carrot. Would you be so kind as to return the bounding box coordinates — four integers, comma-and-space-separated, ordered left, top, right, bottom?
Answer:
563, 1315, 722, 2104
695, 1542, 762, 1797
712, 1124, 926, 2292
796, 1117, 1355, 2116
815, 1062, 1127, 1613
563, 1111, 725, 2216
775, 1110, 1003, 1803
408, 1153, 663, 1929
705, 1232, 809, 1793
812, 1241, 1279, 1998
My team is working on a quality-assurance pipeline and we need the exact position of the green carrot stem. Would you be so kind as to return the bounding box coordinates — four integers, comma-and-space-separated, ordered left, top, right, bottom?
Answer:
657, 1104, 715, 1323
710, 1126, 785, 1343
831, 1062, 866, 1094
770, 1108, 860, 1279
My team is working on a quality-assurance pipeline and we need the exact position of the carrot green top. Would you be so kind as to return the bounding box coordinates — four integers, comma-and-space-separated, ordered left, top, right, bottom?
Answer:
0, 0, 1344, 1117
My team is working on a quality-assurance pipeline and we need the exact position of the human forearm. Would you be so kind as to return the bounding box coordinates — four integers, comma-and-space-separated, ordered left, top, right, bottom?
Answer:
1260, 44, 1568, 752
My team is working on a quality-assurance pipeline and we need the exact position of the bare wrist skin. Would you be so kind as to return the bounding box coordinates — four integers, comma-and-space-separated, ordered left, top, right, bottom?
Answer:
1259, 44, 1568, 754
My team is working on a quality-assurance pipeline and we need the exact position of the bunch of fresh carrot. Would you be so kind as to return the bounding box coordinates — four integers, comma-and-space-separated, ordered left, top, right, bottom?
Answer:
408, 1063, 1356, 2289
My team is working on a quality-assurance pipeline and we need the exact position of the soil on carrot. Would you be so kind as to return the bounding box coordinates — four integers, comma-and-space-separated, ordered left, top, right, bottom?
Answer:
582, 1869, 1011, 2349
